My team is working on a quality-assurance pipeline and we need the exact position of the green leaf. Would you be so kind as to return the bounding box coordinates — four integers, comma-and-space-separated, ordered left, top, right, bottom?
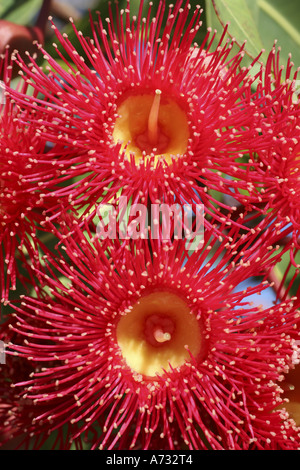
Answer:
1, 0, 42, 25
211, 0, 266, 60
206, 0, 300, 68
273, 249, 300, 297
0, 0, 15, 17
256, 0, 300, 67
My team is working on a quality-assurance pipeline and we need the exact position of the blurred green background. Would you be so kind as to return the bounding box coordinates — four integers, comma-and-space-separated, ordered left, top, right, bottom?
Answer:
1, 0, 300, 67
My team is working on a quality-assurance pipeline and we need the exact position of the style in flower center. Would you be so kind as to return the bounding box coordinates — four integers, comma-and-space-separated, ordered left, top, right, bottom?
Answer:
112, 90, 190, 166
116, 291, 202, 377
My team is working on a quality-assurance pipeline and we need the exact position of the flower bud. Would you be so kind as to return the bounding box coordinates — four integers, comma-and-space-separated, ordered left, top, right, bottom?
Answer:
0, 20, 44, 78
0, 0, 51, 78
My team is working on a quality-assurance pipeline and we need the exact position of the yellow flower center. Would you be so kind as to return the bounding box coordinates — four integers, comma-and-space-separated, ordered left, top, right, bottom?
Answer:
116, 291, 202, 377
112, 90, 190, 166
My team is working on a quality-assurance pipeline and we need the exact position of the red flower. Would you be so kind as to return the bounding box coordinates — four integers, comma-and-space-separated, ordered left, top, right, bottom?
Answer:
0, 0, 51, 78
0, 54, 77, 301
0, 320, 88, 450
0, 321, 40, 449
243, 47, 300, 238
8, 220, 300, 450
10, 0, 270, 224
0, 57, 42, 300
240, 47, 300, 299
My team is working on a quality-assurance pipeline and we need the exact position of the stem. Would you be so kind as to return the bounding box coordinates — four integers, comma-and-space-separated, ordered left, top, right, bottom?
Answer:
35, 0, 52, 33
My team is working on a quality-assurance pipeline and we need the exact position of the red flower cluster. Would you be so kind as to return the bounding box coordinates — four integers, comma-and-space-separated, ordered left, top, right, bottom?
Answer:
6, 222, 300, 450
9, 1, 275, 220
1, 0, 300, 451
0, 52, 82, 301
251, 47, 300, 244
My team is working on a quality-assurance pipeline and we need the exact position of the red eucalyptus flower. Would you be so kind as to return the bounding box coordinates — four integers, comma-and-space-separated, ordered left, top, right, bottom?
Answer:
0, 321, 42, 449
9, 0, 273, 225
237, 46, 300, 300
0, 0, 51, 79
247, 46, 300, 244
7, 219, 300, 450
0, 55, 45, 301
0, 53, 78, 301
0, 320, 87, 450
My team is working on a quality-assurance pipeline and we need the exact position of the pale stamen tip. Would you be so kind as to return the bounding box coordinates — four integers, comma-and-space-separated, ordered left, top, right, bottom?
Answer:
154, 328, 171, 343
